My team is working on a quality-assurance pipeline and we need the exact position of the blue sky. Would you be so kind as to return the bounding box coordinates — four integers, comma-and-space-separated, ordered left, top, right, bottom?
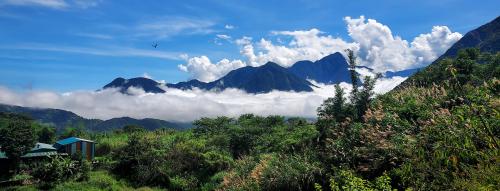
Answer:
0, 0, 498, 92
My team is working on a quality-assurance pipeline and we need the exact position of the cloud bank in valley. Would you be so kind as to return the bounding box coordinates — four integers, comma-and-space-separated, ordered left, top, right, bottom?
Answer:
179, 16, 462, 82
0, 76, 406, 122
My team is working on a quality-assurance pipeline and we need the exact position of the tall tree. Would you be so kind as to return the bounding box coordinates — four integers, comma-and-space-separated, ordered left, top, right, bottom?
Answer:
0, 116, 36, 173
317, 84, 347, 122
355, 74, 381, 119
37, 126, 56, 143
346, 49, 359, 100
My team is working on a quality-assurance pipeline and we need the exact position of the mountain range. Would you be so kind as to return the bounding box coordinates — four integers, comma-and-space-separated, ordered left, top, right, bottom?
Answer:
104, 52, 420, 94
0, 104, 190, 132
167, 62, 315, 93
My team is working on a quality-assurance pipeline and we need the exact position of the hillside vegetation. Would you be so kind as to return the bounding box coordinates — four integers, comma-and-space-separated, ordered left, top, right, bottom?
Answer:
1, 49, 499, 190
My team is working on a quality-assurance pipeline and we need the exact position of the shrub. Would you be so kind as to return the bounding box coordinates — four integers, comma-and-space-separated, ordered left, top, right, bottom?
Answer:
328, 169, 394, 191
113, 134, 169, 188
95, 142, 112, 157
31, 155, 74, 188
222, 154, 322, 191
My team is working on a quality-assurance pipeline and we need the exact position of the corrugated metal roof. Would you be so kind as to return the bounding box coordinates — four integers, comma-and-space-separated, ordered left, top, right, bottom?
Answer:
0, 152, 6, 159
56, 137, 94, 145
22, 151, 60, 158
0, 151, 65, 159
31, 143, 56, 152
0, 142, 59, 159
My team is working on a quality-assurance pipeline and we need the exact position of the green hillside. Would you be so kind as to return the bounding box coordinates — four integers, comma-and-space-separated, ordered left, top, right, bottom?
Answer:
0, 104, 189, 133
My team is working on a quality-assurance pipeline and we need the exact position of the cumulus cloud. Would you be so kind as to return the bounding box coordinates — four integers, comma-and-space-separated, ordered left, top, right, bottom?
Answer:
0, 76, 405, 122
259, 29, 357, 66
179, 16, 461, 80
411, 26, 463, 64
345, 16, 462, 72
179, 53, 189, 61
178, 56, 246, 82
225, 24, 235, 29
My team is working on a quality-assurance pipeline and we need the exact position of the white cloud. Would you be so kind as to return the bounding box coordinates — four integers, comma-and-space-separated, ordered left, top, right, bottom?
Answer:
410, 25, 462, 64
0, 0, 101, 9
135, 17, 216, 39
355, 67, 376, 78
72, 0, 101, 9
344, 16, 462, 72
248, 29, 357, 67
179, 28, 356, 80
142, 73, 153, 79
178, 56, 246, 82
179, 53, 189, 61
1, 0, 68, 9
74, 32, 113, 40
225, 24, 235, 29
373, 76, 407, 94
216, 34, 231, 40
3, 43, 184, 60
235, 36, 252, 45
214, 34, 232, 45
180, 16, 461, 80
141, 73, 166, 84
0, 77, 406, 122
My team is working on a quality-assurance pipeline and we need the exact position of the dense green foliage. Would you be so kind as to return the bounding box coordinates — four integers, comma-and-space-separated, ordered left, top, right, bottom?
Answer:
31, 155, 91, 189
1, 49, 499, 190
0, 113, 37, 174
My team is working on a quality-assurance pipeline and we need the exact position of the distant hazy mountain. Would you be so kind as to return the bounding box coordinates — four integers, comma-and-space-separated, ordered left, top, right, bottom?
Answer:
103, 77, 165, 94
0, 104, 189, 132
91, 117, 190, 131
288, 52, 352, 84
438, 16, 499, 59
384, 68, 422, 78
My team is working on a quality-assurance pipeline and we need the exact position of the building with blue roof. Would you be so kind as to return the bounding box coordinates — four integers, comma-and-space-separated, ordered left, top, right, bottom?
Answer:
54, 137, 96, 160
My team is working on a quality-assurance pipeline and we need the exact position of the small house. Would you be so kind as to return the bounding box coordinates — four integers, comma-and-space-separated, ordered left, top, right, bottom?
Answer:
22, 143, 60, 158
0, 142, 62, 159
54, 137, 96, 160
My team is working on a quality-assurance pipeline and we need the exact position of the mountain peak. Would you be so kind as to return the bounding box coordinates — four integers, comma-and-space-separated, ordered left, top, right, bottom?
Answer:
107, 77, 126, 85
261, 62, 283, 69
319, 52, 344, 62
103, 77, 165, 94
289, 52, 351, 84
